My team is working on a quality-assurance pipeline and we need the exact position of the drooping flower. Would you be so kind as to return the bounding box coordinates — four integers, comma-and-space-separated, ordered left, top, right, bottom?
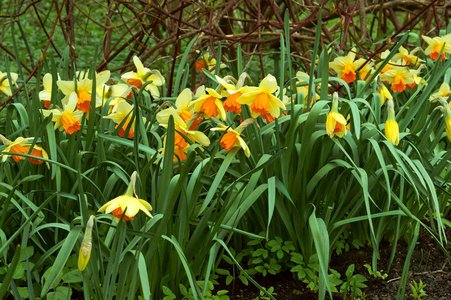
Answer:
380, 62, 418, 93
385, 99, 399, 145
210, 119, 256, 157
422, 34, 451, 61
42, 92, 83, 135
236, 74, 286, 121
430, 83, 451, 102
326, 93, 347, 138
121, 56, 165, 97
78, 215, 95, 271
329, 48, 366, 84
0, 135, 49, 167
98, 171, 152, 222
0, 71, 18, 96
376, 81, 393, 107
192, 87, 226, 120
104, 101, 136, 138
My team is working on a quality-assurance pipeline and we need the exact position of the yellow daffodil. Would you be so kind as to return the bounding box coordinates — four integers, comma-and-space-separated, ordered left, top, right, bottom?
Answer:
216, 73, 252, 114
121, 56, 165, 97
422, 34, 451, 61
102, 83, 131, 111
380, 62, 418, 93
0, 71, 18, 96
329, 48, 366, 84
157, 88, 201, 130
42, 92, 83, 135
98, 171, 152, 222
0, 135, 49, 167
192, 87, 226, 120
296, 71, 319, 106
357, 62, 374, 81
104, 101, 136, 138
159, 135, 190, 162
376, 81, 393, 106
195, 52, 226, 73
78, 215, 94, 271
57, 71, 108, 113
430, 83, 451, 102
392, 46, 423, 66
385, 99, 399, 145
326, 93, 347, 138
435, 97, 451, 142
236, 74, 286, 121
378, 50, 393, 73
39, 73, 58, 109
210, 119, 256, 157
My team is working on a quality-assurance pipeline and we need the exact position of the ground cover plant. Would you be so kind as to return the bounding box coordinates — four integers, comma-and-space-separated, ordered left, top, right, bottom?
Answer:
1, 1, 451, 299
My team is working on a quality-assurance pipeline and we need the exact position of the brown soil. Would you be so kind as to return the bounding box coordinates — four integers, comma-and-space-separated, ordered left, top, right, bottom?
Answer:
216, 227, 451, 300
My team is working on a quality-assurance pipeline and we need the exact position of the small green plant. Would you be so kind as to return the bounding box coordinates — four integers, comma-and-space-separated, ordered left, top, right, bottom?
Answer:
364, 264, 388, 279
252, 286, 277, 300
410, 279, 427, 300
340, 264, 368, 299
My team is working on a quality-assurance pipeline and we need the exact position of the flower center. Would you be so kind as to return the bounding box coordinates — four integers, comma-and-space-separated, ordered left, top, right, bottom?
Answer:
174, 131, 189, 148
200, 97, 218, 118
127, 78, 143, 89
28, 148, 43, 165
115, 117, 134, 138
60, 112, 81, 135
220, 131, 238, 151
341, 64, 356, 83
391, 75, 406, 93
77, 90, 91, 112
431, 44, 446, 61
224, 92, 242, 113
10, 144, 29, 162
173, 146, 187, 162
250, 93, 270, 115
112, 207, 134, 221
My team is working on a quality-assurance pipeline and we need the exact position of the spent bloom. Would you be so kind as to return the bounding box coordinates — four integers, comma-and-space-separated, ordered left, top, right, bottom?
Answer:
385, 99, 399, 146
422, 34, 451, 61
0, 71, 18, 96
98, 171, 152, 222
329, 48, 366, 84
42, 92, 83, 135
121, 56, 165, 97
236, 74, 286, 121
326, 93, 347, 138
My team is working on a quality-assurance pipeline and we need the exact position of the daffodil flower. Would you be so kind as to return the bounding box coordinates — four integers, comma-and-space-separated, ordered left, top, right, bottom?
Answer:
392, 46, 423, 66
104, 101, 137, 138
0, 135, 49, 167
192, 87, 227, 120
430, 83, 451, 102
101, 83, 131, 111
157, 88, 201, 130
329, 48, 366, 84
39, 73, 58, 109
435, 97, 451, 142
42, 92, 83, 135
422, 34, 451, 61
236, 74, 286, 121
326, 93, 347, 138
295, 71, 319, 106
195, 52, 226, 73
216, 73, 252, 114
0, 71, 18, 96
380, 62, 418, 93
210, 119, 256, 157
98, 171, 152, 222
385, 99, 399, 145
57, 71, 109, 113
376, 82, 393, 107
121, 56, 165, 97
